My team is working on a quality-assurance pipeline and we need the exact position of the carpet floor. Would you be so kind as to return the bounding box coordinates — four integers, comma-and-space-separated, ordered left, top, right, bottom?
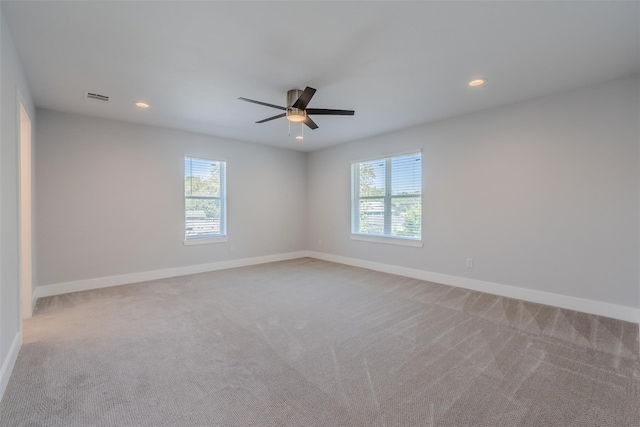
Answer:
0, 258, 638, 426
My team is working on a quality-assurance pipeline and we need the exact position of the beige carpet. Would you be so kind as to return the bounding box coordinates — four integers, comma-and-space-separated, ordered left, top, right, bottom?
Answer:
0, 258, 638, 426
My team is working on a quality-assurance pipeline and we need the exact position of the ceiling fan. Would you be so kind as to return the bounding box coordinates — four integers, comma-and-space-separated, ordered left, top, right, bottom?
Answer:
238, 86, 354, 130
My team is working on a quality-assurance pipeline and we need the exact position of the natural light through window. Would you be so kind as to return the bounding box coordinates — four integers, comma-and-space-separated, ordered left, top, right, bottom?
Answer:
184, 157, 227, 244
351, 152, 422, 246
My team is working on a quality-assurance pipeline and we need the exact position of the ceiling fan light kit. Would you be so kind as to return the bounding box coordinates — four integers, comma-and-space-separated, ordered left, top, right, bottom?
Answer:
286, 107, 306, 123
238, 86, 355, 135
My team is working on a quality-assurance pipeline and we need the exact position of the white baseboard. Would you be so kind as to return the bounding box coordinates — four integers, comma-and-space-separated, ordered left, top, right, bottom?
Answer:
307, 251, 640, 324
0, 332, 22, 401
34, 251, 309, 300
33, 250, 639, 324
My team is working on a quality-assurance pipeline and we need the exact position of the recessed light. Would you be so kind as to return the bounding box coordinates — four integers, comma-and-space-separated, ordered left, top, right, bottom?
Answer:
468, 78, 486, 87
135, 101, 149, 108
296, 135, 304, 140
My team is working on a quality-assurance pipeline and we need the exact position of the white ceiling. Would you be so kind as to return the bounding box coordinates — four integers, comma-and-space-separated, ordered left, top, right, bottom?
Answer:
3, 1, 639, 152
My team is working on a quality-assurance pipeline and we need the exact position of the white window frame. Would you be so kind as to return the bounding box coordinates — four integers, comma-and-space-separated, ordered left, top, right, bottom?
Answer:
183, 156, 228, 245
350, 151, 423, 247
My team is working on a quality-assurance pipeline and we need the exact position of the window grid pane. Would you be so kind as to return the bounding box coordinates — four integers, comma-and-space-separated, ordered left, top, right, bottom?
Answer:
391, 196, 421, 238
359, 161, 385, 197
391, 154, 422, 196
358, 198, 385, 235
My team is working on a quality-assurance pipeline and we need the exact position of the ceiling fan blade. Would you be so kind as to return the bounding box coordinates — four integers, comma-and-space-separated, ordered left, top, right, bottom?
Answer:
238, 97, 286, 111
256, 113, 286, 123
305, 108, 355, 116
303, 116, 319, 130
291, 87, 317, 109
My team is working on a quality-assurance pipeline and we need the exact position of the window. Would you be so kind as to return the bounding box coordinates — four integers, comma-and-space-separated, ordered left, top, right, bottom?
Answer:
184, 157, 226, 243
351, 152, 422, 244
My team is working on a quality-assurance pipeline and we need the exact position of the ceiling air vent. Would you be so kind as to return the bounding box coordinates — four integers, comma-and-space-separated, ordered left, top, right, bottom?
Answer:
85, 92, 109, 102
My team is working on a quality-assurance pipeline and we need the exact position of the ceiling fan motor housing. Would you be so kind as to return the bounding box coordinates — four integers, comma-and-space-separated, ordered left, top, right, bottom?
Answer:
287, 89, 303, 107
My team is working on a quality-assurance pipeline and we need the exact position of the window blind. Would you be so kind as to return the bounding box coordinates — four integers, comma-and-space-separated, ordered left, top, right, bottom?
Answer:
184, 157, 226, 240
351, 152, 422, 239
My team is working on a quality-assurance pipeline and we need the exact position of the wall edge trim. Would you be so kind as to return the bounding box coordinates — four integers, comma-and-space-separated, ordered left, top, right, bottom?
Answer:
0, 332, 22, 402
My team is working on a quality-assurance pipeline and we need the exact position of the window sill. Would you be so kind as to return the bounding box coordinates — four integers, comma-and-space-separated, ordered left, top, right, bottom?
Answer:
350, 234, 423, 247
184, 236, 228, 246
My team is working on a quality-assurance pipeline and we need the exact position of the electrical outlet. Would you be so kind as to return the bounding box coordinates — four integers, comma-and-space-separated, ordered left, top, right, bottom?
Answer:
318, 239, 323, 246
466, 258, 473, 268
230, 245, 236, 253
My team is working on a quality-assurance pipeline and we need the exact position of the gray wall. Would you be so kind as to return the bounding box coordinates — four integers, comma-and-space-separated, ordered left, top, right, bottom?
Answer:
35, 110, 307, 286
0, 8, 35, 389
307, 74, 640, 309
